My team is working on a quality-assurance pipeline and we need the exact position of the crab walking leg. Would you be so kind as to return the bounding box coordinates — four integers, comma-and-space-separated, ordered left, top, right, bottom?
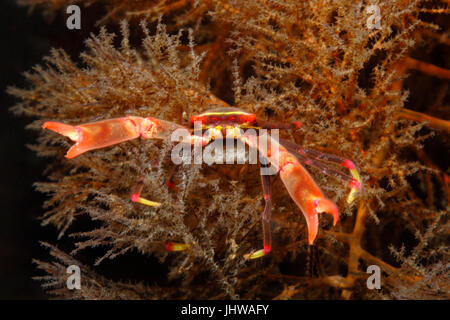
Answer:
297, 148, 361, 203
42, 116, 203, 159
279, 139, 362, 204
256, 119, 302, 130
130, 176, 162, 207
245, 160, 273, 259
165, 242, 190, 252
241, 133, 339, 245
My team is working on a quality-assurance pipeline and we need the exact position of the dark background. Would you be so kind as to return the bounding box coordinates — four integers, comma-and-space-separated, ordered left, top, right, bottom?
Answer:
0, 0, 46, 299
0, 0, 169, 299
0, 0, 92, 299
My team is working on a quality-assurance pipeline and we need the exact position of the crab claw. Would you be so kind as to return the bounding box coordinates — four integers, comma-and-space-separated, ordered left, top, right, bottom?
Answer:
42, 121, 85, 158
42, 117, 143, 158
241, 133, 341, 246
304, 198, 339, 244
43, 116, 199, 158
279, 160, 340, 245
42, 122, 79, 141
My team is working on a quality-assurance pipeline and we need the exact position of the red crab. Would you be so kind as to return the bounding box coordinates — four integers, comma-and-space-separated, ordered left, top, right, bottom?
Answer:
42, 101, 361, 259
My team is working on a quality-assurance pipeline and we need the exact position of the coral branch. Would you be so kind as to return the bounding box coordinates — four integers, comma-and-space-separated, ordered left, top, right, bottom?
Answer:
405, 57, 450, 79
398, 108, 450, 132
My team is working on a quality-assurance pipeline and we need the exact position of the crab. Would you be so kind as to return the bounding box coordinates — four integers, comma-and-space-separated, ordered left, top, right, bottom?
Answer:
42, 97, 361, 259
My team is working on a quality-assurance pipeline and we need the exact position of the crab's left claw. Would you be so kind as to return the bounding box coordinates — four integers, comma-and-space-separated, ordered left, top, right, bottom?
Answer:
241, 133, 341, 246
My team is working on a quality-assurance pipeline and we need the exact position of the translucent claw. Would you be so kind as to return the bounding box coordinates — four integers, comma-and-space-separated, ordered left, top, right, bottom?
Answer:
66, 144, 84, 159
165, 242, 190, 252
303, 197, 339, 244
42, 121, 86, 158
314, 198, 339, 226
42, 122, 79, 141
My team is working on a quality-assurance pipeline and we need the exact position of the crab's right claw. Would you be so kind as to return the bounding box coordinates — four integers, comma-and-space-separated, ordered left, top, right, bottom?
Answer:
42, 117, 145, 158
42, 122, 79, 141
43, 116, 202, 159
42, 121, 86, 159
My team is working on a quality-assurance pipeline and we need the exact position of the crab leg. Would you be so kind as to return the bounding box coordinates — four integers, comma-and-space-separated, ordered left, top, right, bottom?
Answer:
42, 116, 204, 159
256, 119, 301, 130
245, 160, 273, 259
130, 176, 162, 207
279, 139, 362, 203
43, 116, 209, 207
165, 242, 190, 252
241, 132, 339, 246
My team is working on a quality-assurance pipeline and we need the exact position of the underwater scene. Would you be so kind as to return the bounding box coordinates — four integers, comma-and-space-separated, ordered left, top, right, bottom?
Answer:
1, 0, 449, 302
